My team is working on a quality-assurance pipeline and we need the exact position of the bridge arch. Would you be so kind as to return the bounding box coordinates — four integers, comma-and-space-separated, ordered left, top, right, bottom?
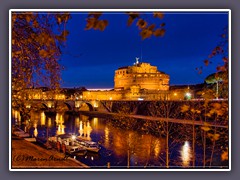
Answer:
79, 102, 94, 111
30, 102, 49, 110
63, 102, 72, 110
55, 101, 73, 111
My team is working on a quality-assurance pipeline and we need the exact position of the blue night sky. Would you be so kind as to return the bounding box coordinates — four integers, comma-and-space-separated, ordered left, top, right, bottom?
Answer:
59, 11, 229, 88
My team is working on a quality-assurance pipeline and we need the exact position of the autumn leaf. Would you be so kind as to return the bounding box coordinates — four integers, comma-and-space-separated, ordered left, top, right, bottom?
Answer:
190, 108, 196, 113
127, 16, 134, 26
213, 133, 220, 141
204, 59, 209, 66
127, 12, 140, 19
212, 103, 221, 110
26, 15, 32, 23
222, 57, 228, 63
85, 17, 97, 30
217, 65, 227, 72
160, 23, 166, 27
88, 12, 102, 19
39, 49, 48, 58
221, 150, 228, 161
96, 20, 108, 31
153, 12, 164, 19
201, 126, 211, 132
136, 19, 148, 29
140, 28, 152, 40
153, 28, 165, 37
148, 24, 156, 30
181, 104, 189, 112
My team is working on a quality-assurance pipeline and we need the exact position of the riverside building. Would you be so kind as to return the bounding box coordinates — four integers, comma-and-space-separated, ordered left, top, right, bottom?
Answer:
83, 58, 171, 100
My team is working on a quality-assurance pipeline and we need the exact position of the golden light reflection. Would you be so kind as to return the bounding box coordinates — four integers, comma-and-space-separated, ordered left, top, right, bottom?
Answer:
40, 111, 46, 126
47, 117, 52, 127
12, 109, 21, 123
180, 141, 192, 167
93, 101, 98, 108
33, 123, 38, 137
85, 121, 92, 140
78, 120, 92, 141
56, 113, 65, 135
153, 139, 161, 157
79, 120, 83, 134
93, 117, 98, 128
75, 116, 80, 127
104, 126, 110, 148
47, 102, 52, 108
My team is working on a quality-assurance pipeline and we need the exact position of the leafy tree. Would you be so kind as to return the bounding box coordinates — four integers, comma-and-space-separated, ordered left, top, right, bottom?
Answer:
11, 12, 70, 121
11, 11, 165, 122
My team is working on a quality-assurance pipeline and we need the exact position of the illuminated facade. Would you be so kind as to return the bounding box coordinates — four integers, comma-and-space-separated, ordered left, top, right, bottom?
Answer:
83, 59, 171, 100
114, 59, 169, 91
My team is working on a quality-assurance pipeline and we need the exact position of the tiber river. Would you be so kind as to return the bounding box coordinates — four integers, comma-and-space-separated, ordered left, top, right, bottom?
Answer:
12, 109, 229, 169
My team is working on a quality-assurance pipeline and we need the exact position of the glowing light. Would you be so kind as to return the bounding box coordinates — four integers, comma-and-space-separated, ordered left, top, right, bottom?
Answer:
185, 92, 192, 100
174, 93, 177, 96
93, 101, 98, 107
109, 97, 112, 100
47, 102, 52, 108
33, 123, 38, 137
47, 117, 52, 127
40, 111, 46, 125
26, 105, 31, 108
104, 126, 110, 148
71, 135, 76, 140
180, 141, 192, 167
138, 98, 144, 101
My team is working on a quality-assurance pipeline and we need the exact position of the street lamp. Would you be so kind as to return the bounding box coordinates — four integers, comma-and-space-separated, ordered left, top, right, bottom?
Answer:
71, 135, 76, 141
185, 92, 191, 100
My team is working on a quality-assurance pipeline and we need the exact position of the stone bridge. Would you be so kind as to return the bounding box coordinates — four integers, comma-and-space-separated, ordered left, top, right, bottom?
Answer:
24, 99, 101, 112
23, 99, 227, 123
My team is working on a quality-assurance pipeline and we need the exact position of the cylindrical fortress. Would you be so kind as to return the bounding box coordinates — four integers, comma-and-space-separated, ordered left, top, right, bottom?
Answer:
114, 62, 170, 91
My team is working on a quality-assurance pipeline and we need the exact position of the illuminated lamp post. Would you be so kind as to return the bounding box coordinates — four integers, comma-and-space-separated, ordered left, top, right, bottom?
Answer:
185, 92, 191, 100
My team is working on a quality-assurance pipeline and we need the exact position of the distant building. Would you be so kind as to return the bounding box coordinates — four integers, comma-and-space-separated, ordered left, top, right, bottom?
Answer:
83, 58, 171, 100
114, 58, 169, 91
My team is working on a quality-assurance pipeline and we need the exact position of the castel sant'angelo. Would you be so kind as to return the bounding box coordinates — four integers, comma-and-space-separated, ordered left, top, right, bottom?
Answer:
83, 58, 175, 100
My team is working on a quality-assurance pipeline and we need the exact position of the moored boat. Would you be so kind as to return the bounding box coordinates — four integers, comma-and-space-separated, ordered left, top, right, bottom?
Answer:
12, 126, 30, 138
76, 137, 101, 153
48, 134, 87, 155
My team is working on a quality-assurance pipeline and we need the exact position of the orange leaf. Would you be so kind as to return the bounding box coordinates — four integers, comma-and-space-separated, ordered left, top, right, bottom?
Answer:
85, 17, 96, 30
221, 150, 228, 161
136, 19, 147, 29
204, 59, 209, 66
153, 12, 164, 19
153, 28, 165, 37
96, 20, 107, 31
127, 16, 134, 26
148, 24, 156, 31
140, 28, 152, 40
160, 23, 166, 27
201, 126, 211, 132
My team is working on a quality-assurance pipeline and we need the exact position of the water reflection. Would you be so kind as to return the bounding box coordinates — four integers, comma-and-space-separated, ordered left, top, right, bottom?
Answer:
40, 112, 46, 126
12, 109, 225, 168
78, 120, 92, 141
12, 110, 166, 167
12, 109, 21, 125
180, 141, 192, 167
56, 113, 65, 135
33, 123, 38, 137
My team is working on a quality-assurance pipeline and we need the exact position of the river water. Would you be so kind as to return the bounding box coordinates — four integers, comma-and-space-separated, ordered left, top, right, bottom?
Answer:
11, 109, 229, 169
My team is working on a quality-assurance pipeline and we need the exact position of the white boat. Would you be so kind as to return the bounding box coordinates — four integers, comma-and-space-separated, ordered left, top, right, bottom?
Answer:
76, 138, 101, 153
48, 134, 87, 155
